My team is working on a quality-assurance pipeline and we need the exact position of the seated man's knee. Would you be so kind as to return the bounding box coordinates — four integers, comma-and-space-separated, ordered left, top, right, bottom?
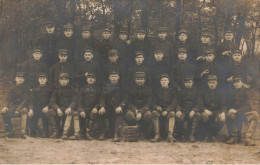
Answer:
125, 110, 135, 122
201, 112, 209, 122
227, 112, 236, 120
20, 108, 28, 115
152, 110, 160, 118
168, 111, 175, 118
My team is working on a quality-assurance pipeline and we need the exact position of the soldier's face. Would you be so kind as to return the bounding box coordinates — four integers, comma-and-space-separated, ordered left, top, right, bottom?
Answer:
201, 36, 210, 44
38, 77, 48, 86
224, 32, 234, 41
232, 53, 242, 62
87, 77, 96, 85
46, 26, 55, 34
137, 33, 145, 40
108, 55, 119, 63
135, 78, 145, 86
208, 80, 218, 89
178, 52, 187, 61
154, 52, 164, 62
135, 55, 144, 65
59, 78, 69, 86
84, 52, 94, 61
58, 55, 68, 63
158, 32, 167, 39
205, 54, 215, 62
233, 80, 243, 89
64, 29, 73, 38
184, 80, 194, 88
15, 76, 25, 85
82, 31, 91, 39
33, 52, 43, 61
178, 33, 188, 42
102, 31, 111, 40
160, 77, 170, 88
109, 74, 119, 84
119, 33, 127, 41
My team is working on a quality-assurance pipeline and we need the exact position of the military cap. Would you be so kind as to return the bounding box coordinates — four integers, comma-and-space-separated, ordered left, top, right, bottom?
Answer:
178, 28, 188, 35
157, 26, 168, 33
15, 72, 25, 77
160, 73, 170, 79
58, 49, 68, 56
108, 49, 118, 56
86, 72, 96, 78
178, 48, 187, 53
184, 75, 194, 81
38, 72, 48, 78
204, 49, 215, 55
201, 31, 211, 37
84, 48, 93, 53
153, 49, 164, 54
33, 46, 42, 53
82, 25, 91, 32
135, 72, 146, 78
225, 28, 233, 33
109, 70, 119, 76
103, 27, 111, 33
59, 73, 70, 79
232, 49, 242, 55
64, 23, 73, 30
233, 76, 242, 82
207, 75, 217, 81
120, 27, 128, 34
135, 51, 144, 56
45, 20, 55, 27
136, 28, 146, 34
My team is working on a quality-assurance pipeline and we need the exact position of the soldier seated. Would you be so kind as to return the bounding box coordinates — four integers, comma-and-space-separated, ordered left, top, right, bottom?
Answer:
151, 73, 177, 143
225, 76, 258, 146
77, 72, 102, 140
28, 73, 53, 137
200, 75, 226, 142
47, 73, 79, 140
175, 75, 202, 142
1, 72, 30, 139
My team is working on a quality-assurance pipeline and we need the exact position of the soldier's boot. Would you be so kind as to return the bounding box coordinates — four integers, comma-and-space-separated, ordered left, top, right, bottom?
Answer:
237, 131, 243, 143
112, 126, 121, 142
3, 117, 14, 138
167, 117, 176, 143
69, 116, 80, 140
86, 120, 94, 140
189, 120, 198, 143
37, 118, 44, 138
21, 114, 27, 139
113, 117, 123, 142
244, 120, 257, 146
225, 132, 238, 144
151, 118, 160, 142
99, 120, 106, 140
62, 116, 72, 140
49, 128, 58, 139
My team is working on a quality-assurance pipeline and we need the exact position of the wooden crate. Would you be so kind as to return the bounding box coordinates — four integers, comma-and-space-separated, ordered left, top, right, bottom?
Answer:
121, 125, 139, 142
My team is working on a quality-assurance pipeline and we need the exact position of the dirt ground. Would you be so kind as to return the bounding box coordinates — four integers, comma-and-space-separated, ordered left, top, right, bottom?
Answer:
0, 137, 259, 164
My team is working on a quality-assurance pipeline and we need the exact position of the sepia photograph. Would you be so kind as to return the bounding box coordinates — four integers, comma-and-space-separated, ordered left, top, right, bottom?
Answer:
0, 0, 259, 164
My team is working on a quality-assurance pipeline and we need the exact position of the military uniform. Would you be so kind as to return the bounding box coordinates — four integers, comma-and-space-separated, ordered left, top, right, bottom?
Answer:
1, 72, 30, 138
36, 22, 58, 67
49, 49, 74, 88
176, 77, 202, 142
151, 73, 177, 142
48, 73, 79, 139
28, 73, 53, 137
75, 50, 102, 88
57, 23, 76, 64
100, 72, 127, 141
125, 72, 153, 138
201, 75, 227, 141
77, 73, 102, 140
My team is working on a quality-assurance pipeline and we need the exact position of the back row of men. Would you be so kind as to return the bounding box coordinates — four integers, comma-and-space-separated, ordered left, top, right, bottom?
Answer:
21, 22, 257, 91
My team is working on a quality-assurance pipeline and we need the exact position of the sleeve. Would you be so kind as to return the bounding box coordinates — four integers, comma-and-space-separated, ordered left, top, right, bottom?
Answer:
192, 91, 203, 112
50, 89, 59, 110
140, 88, 152, 114
69, 88, 77, 110
166, 91, 177, 112
77, 89, 84, 112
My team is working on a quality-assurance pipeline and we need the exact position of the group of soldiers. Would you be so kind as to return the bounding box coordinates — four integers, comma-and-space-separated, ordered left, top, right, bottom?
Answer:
0, 20, 259, 146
